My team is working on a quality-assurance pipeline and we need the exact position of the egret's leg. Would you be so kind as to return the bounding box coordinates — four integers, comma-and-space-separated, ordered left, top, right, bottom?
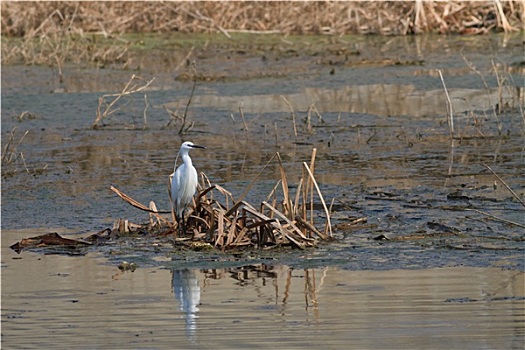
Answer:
177, 209, 187, 236
181, 217, 187, 235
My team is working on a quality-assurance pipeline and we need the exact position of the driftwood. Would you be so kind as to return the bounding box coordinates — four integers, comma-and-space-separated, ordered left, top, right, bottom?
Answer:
10, 232, 92, 254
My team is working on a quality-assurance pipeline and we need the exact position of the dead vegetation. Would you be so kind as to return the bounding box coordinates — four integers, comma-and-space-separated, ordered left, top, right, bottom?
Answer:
2, 1, 523, 66
9, 148, 338, 254
110, 148, 334, 250
1, 127, 30, 177
93, 74, 155, 129
2, 1, 523, 38
439, 57, 525, 140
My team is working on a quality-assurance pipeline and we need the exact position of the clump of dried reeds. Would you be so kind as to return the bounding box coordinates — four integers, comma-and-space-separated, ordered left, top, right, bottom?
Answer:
1, 2, 131, 67
2, 2, 522, 68
111, 148, 333, 250
2, 1, 523, 38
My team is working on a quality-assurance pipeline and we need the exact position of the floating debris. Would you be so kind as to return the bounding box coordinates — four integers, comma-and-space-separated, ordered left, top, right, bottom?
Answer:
10, 232, 92, 254
118, 261, 138, 272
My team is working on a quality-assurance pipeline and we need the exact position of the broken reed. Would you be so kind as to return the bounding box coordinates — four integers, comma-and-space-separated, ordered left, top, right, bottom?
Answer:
112, 148, 332, 250
188, 150, 332, 249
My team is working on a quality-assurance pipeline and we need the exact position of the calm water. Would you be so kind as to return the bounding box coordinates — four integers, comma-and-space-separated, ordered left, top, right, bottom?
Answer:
2, 229, 524, 349
2, 34, 524, 348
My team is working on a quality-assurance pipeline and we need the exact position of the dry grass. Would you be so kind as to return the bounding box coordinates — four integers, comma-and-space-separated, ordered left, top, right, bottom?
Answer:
2, 2, 523, 67
111, 148, 333, 250
2, 1, 523, 38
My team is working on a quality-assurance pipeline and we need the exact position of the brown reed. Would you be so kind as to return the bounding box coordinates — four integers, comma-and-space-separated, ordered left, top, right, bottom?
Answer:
111, 148, 333, 250
2, 1, 523, 39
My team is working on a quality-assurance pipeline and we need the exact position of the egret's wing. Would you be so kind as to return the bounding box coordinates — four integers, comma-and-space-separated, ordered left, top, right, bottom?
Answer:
179, 166, 198, 207
168, 172, 174, 207
171, 168, 181, 207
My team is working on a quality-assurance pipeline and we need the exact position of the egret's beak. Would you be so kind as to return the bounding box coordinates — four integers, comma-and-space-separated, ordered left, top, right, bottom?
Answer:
191, 144, 206, 149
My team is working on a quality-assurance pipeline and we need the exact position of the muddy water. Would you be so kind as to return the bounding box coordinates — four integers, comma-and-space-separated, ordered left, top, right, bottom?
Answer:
2, 34, 524, 348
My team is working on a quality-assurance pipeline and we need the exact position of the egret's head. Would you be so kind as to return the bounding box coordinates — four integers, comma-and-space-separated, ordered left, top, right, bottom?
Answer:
180, 141, 206, 153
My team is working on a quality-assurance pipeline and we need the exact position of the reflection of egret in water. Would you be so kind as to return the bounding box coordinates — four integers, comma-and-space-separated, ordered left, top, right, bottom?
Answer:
171, 269, 201, 343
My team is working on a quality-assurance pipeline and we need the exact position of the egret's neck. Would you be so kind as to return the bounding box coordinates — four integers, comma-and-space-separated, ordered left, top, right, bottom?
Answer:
181, 152, 193, 167
181, 152, 192, 168
174, 150, 192, 173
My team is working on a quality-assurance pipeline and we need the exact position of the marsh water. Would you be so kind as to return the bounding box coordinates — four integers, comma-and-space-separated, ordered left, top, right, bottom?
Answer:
2, 34, 524, 348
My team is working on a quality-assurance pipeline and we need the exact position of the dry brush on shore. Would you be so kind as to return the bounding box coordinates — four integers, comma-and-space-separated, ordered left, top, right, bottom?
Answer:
2, 1, 523, 38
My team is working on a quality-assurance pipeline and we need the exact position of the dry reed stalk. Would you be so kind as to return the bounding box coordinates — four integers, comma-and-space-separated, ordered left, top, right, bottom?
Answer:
484, 164, 525, 208
465, 208, 525, 228
276, 153, 293, 218
491, 58, 524, 120
175, 61, 198, 134
281, 96, 298, 137
142, 94, 149, 129
93, 74, 155, 128
1, 127, 29, 167
302, 162, 333, 237
110, 186, 170, 214
238, 105, 249, 135
438, 70, 455, 138
307, 148, 317, 225
462, 55, 502, 133
2, 1, 523, 49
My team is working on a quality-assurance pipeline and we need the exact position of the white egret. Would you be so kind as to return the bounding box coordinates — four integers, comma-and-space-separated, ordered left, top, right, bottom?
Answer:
170, 141, 206, 230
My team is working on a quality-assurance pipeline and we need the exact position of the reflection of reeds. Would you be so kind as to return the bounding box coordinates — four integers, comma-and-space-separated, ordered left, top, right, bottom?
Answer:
203, 265, 325, 313
112, 148, 332, 249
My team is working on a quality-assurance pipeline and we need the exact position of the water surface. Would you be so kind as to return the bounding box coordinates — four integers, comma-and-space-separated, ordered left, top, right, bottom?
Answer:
2, 33, 524, 348
2, 229, 524, 349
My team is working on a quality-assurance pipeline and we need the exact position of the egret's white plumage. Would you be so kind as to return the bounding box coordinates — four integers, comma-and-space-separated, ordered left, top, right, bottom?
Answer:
170, 141, 205, 223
